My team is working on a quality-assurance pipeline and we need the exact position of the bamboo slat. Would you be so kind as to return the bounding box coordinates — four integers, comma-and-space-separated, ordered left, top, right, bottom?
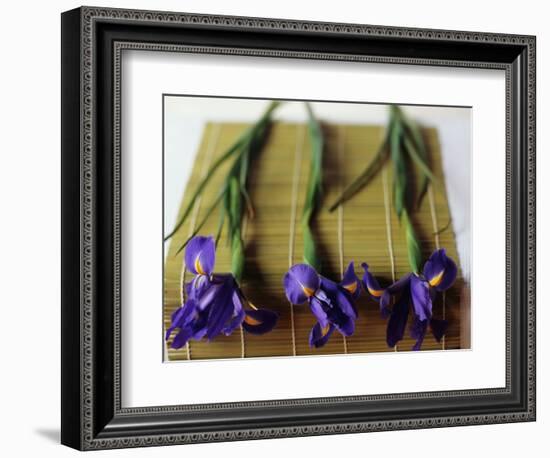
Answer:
164, 122, 468, 361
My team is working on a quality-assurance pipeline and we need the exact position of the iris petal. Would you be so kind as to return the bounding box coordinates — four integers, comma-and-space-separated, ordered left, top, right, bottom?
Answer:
321, 277, 357, 320
283, 264, 320, 304
222, 291, 245, 335
242, 309, 279, 335
361, 263, 385, 300
437, 257, 457, 292
410, 318, 428, 351
205, 277, 235, 340
423, 249, 457, 292
309, 322, 335, 348
430, 318, 448, 342
190, 310, 209, 340
387, 273, 412, 295
309, 296, 329, 328
386, 290, 410, 348
341, 261, 361, 299
185, 235, 216, 276
335, 314, 355, 336
380, 273, 411, 318
410, 275, 432, 321
165, 299, 196, 341
171, 328, 193, 349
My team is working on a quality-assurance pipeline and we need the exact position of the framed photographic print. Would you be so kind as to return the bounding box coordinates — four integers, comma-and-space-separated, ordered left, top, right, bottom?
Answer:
61, 6, 536, 450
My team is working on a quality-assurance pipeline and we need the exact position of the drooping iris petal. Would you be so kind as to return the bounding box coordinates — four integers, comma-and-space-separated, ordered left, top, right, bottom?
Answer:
340, 261, 361, 300
171, 327, 193, 349
205, 277, 236, 340
379, 273, 411, 318
165, 299, 196, 341
222, 290, 245, 335
309, 296, 329, 328
379, 291, 392, 319
165, 310, 185, 342
320, 277, 357, 320
410, 318, 428, 351
423, 248, 457, 292
430, 318, 448, 342
190, 309, 210, 340
309, 322, 335, 348
242, 309, 279, 335
185, 235, 216, 276
386, 290, 410, 348
361, 263, 385, 300
168, 300, 203, 349
410, 275, 432, 322
387, 273, 413, 295
334, 312, 355, 336
284, 264, 320, 304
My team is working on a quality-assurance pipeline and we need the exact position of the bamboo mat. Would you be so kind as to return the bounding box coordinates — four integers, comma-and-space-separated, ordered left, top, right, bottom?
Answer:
164, 122, 469, 361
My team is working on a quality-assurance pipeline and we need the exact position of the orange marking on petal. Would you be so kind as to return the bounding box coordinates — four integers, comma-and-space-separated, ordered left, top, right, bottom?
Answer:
302, 285, 316, 297
429, 270, 445, 287
321, 324, 331, 337
244, 315, 262, 326
343, 282, 358, 295
367, 287, 384, 297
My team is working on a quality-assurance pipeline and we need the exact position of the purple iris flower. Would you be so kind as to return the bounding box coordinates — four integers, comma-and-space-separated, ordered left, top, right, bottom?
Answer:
283, 262, 360, 348
362, 248, 457, 350
166, 236, 278, 349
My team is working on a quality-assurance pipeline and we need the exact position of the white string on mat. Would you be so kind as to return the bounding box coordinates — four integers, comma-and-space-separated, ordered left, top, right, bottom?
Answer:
338, 126, 348, 354
381, 164, 398, 352
287, 124, 305, 357
178, 123, 222, 360
239, 216, 249, 358
427, 183, 446, 350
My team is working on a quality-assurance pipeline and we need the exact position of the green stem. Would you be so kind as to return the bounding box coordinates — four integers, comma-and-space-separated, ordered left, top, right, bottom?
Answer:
301, 103, 324, 272
165, 101, 280, 242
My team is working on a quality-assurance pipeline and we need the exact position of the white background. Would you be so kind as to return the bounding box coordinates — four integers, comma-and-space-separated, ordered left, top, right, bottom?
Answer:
0, 0, 546, 456
125, 55, 503, 408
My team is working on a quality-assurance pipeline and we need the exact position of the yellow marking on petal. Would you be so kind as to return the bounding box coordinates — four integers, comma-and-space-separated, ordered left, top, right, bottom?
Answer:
244, 315, 262, 326
429, 270, 445, 287
367, 287, 384, 297
194, 256, 206, 275
343, 282, 358, 295
321, 324, 331, 337
302, 285, 315, 297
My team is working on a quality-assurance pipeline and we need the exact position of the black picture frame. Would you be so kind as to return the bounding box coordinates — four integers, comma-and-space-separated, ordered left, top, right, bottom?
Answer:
61, 6, 536, 450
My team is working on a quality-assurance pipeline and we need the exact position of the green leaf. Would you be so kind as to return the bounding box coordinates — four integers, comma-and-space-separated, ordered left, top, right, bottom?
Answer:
398, 108, 434, 207
214, 205, 226, 247
231, 233, 245, 283
165, 101, 280, 242
328, 136, 389, 212
403, 136, 436, 183
228, 177, 245, 281
403, 211, 422, 274
433, 218, 452, 236
174, 191, 225, 256
300, 103, 324, 271
164, 136, 244, 241
302, 217, 321, 272
240, 186, 255, 218
390, 118, 406, 219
